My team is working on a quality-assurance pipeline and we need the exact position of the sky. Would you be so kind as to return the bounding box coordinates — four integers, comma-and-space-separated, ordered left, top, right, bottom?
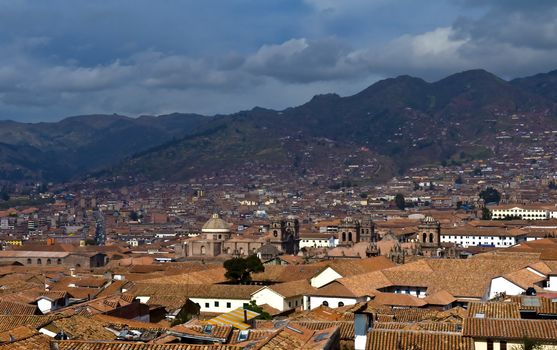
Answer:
1, 0, 557, 122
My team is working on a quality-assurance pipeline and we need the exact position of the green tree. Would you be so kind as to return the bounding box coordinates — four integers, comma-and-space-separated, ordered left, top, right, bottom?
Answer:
479, 187, 501, 205
394, 193, 405, 210
243, 300, 272, 320
224, 255, 264, 284
481, 207, 492, 220
129, 211, 139, 221
511, 338, 544, 350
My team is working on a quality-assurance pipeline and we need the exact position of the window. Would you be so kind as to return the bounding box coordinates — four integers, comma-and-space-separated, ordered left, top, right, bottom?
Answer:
205, 303, 209, 308
322, 301, 329, 306
46, 259, 51, 265
200, 246, 206, 255
27, 258, 31, 264
226, 302, 231, 308
214, 301, 219, 307
288, 302, 292, 308
338, 302, 344, 307
487, 339, 493, 350
37, 259, 42, 265
57, 258, 62, 265
500, 341, 507, 350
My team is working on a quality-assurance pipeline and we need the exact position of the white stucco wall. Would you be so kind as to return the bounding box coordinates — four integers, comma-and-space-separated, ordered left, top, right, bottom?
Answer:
308, 296, 359, 309
310, 267, 342, 288
37, 299, 53, 314
189, 297, 250, 313
252, 288, 286, 311
488, 277, 525, 299
546, 275, 557, 291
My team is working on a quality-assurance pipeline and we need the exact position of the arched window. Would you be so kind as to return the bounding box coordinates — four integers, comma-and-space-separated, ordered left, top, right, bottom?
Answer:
57, 259, 62, 265
342, 232, 346, 241
200, 246, 206, 255
429, 233, 434, 243
273, 230, 278, 237
422, 233, 427, 243
27, 258, 31, 264
348, 232, 353, 241
46, 259, 51, 265
37, 259, 42, 265
338, 302, 344, 307
322, 301, 329, 306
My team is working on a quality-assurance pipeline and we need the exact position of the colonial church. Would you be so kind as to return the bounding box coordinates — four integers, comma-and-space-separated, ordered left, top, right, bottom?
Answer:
177, 214, 300, 259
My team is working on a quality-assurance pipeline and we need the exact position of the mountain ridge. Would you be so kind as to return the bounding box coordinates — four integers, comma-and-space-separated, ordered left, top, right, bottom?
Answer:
2, 68, 557, 182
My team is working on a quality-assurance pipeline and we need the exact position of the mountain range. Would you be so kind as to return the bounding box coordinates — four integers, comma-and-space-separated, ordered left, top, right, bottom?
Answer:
2, 69, 557, 183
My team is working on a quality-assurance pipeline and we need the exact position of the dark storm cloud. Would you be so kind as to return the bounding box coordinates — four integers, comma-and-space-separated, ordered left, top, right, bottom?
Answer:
0, 0, 556, 121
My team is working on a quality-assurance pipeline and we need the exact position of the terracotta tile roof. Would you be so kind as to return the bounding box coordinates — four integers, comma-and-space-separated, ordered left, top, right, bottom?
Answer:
0, 333, 50, 349
52, 341, 243, 350
48, 315, 116, 341
374, 322, 461, 333
130, 283, 259, 300
0, 325, 37, 343
366, 329, 473, 350
252, 265, 324, 283
137, 267, 227, 284
168, 324, 233, 341
466, 302, 521, 319
508, 295, 557, 315
145, 295, 188, 310
0, 300, 37, 315
229, 329, 275, 345
0, 315, 61, 332
264, 279, 315, 298
367, 306, 466, 324
370, 293, 427, 308
288, 305, 354, 322
255, 324, 340, 350
505, 269, 546, 291
92, 314, 169, 331
309, 281, 357, 298
423, 290, 455, 306
462, 318, 557, 341
322, 256, 396, 277
289, 321, 354, 340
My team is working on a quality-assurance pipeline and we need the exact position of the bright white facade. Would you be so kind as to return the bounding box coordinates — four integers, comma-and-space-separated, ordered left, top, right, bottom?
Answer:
307, 295, 360, 309
490, 205, 557, 220
310, 267, 343, 288
440, 229, 526, 248
299, 235, 335, 249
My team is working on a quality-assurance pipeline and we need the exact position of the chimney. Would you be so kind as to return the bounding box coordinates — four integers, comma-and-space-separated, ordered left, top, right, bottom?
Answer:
244, 308, 248, 323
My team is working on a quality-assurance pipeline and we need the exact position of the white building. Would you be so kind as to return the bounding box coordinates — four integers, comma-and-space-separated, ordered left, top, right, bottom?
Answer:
440, 227, 526, 248
490, 204, 557, 220
251, 280, 310, 312
299, 233, 335, 249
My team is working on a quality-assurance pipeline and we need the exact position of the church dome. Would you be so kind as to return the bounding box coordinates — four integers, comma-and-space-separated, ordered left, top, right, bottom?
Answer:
202, 214, 230, 233
422, 216, 438, 224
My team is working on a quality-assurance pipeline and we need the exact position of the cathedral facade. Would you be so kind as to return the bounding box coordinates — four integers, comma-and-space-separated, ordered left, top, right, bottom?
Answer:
178, 214, 300, 259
